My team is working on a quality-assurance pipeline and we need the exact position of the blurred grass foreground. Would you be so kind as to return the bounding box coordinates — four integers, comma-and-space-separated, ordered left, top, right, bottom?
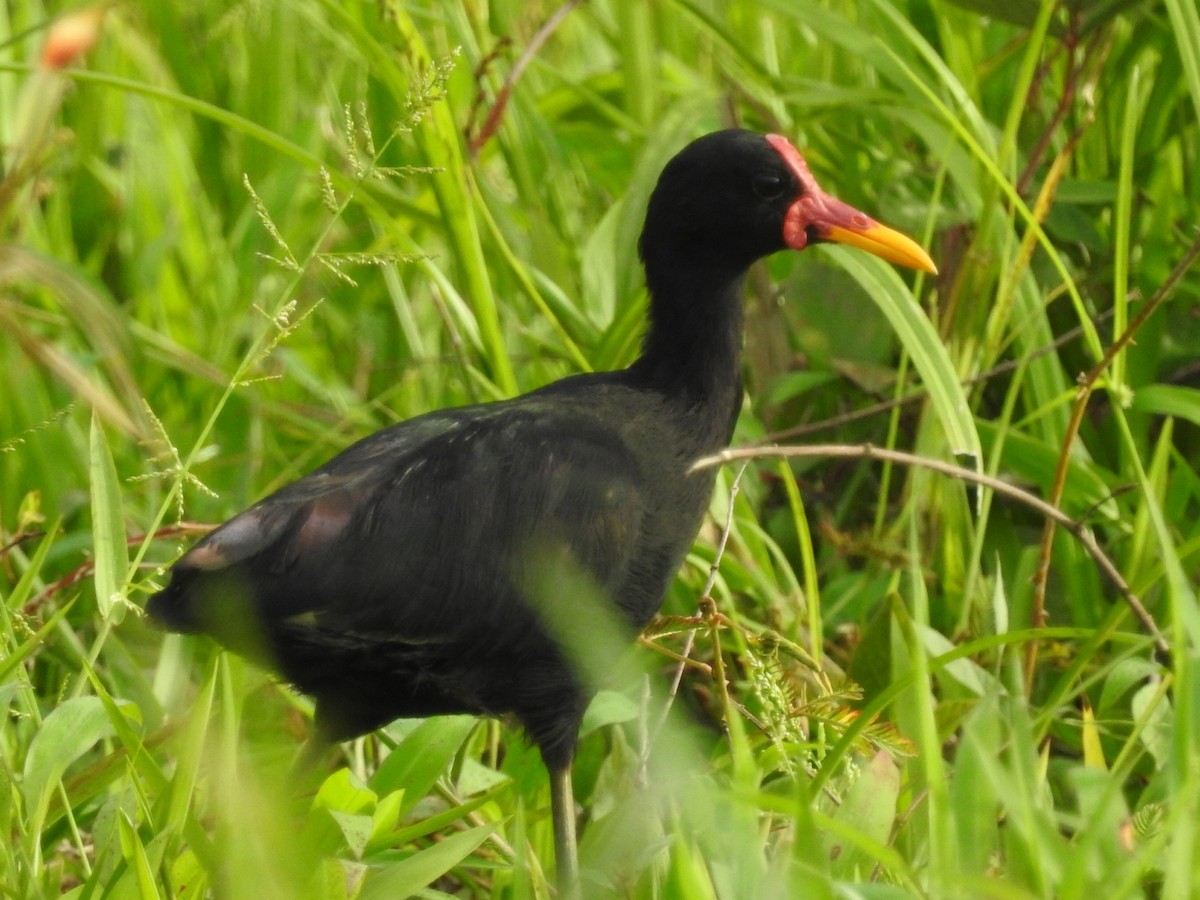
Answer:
2, 1, 1200, 897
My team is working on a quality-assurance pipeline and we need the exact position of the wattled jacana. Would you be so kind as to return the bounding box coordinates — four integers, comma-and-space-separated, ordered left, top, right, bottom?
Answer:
148, 129, 936, 887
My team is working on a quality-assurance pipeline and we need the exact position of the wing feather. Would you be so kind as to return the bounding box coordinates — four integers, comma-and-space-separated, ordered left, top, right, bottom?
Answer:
150, 404, 648, 650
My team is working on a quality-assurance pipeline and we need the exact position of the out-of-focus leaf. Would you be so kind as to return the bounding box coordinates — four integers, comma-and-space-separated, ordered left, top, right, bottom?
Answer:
939, 0, 1061, 32
825, 750, 901, 877
1080, 698, 1106, 770
1131, 681, 1172, 768
1131, 384, 1200, 427
23, 697, 119, 832
977, 421, 1120, 521
1097, 658, 1160, 714
581, 688, 640, 737
357, 821, 497, 900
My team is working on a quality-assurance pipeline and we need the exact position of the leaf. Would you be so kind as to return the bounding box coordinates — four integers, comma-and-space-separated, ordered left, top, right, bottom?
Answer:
765, 370, 838, 407
918, 625, 1000, 697
117, 811, 164, 900
5, 517, 60, 611
370, 716, 475, 813
847, 601, 893, 701
167, 847, 207, 899
1080, 697, 1107, 771
366, 789, 499, 854
368, 790, 405, 848
580, 688, 640, 737
328, 811, 375, 859
991, 559, 1009, 637
313, 768, 377, 816
1130, 681, 1172, 769
89, 411, 129, 623
1055, 179, 1120, 205
825, 247, 981, 466
23, 696, 119, 833
356, 821, 497, 900
1097, 658, 1159, 714
977, 420, 1120, 521
1131, 384, 1200, 427
1165, 0, 1200, 125
454, 757, 510, 796
825, 750, 901, 878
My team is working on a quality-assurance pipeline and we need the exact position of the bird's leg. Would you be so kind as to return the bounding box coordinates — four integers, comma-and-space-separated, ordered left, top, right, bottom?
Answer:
549, 762, 580, 895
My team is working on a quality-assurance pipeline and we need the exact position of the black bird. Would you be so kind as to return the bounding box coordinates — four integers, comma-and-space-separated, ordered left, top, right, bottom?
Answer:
147, 129, 935, 887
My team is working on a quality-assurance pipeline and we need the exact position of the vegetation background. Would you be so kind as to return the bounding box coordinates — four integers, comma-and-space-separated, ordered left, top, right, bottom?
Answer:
2, 0, 1199, 896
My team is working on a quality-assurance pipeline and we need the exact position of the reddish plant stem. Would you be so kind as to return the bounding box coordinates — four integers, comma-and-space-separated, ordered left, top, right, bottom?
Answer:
465, 0, 586, 155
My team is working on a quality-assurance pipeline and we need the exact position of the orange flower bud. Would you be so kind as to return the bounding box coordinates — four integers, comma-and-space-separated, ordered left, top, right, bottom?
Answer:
40, 7, 105, 70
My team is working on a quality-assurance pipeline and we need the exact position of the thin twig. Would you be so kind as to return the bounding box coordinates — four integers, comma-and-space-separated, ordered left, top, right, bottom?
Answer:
0, 529, 45, 556
692, 443, 1171, 665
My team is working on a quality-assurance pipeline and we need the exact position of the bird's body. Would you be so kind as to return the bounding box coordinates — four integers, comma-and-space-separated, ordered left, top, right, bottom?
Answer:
153, 366, 740, 767
147, 129, 935, 887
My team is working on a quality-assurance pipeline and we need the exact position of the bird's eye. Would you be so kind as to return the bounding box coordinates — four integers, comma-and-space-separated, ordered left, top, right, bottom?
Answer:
752, 173, 787, 200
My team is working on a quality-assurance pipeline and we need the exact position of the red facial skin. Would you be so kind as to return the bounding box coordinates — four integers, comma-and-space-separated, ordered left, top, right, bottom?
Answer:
765, 133, 937, 273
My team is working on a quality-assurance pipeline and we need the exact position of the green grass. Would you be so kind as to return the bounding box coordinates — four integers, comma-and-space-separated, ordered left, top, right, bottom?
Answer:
2, 0, 1199, 896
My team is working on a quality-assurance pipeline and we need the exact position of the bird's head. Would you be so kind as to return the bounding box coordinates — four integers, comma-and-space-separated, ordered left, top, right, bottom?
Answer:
639, 129, 936, 280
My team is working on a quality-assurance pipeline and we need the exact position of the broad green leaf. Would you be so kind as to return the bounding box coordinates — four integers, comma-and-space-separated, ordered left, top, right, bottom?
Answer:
765, 370, 838, 407
367, 787, 499, 853
328, 810, 375, 859
313, 767, 377, 815
977, 420, 1119, 520
825, 750, 900, 879
370, 716, 476, 813
357, 821, 497, 900
919, 625, 1000, 697
1097, 657, 1160, 714
1131, 680, 1172, 769
368, 790, 406, 847
23, 696, 120, 833
580, 688, 639, 737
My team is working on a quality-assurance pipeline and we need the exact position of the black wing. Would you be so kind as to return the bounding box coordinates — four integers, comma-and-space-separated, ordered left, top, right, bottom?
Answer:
149, 401, 648, 658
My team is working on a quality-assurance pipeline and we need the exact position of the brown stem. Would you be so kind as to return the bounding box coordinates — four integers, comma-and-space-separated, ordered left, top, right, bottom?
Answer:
465, 0, 586, 155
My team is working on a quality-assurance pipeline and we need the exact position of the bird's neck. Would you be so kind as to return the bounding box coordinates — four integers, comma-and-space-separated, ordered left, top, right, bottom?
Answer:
628, 267, 746, 441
